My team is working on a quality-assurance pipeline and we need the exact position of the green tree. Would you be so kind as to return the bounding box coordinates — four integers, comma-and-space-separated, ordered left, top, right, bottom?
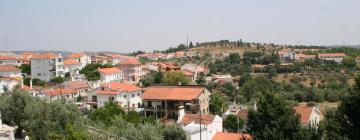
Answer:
162, 71, 189, 85
209, 92, 228, 115
162, 126, 186, 140
247, 92, 301, 140
90, 102, 125, 126
323, 109, 347, 140
18, 64, 31, 75
154, 71, 163, 84
342, 56, 356, 68
196, 72, 206, 85
223, 114, 244, 132
0, 90, 31, 137
50, 76, 65, 84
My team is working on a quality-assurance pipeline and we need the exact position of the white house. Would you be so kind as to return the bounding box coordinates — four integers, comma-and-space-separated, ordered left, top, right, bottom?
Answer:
0, 77, 21, 94
30, 53, 64, 82
42, 88, 78, 101
63, 59, 82, 76
98, 67, 124, 83
67, 53, 91, 68
87, 82, 142, 111
0, 65, 22, 78
278, 49, 296, 62
178, 112, 223, 140
0, 55, 21, 66
318, 53, 346, 63
294, 105, 322, 129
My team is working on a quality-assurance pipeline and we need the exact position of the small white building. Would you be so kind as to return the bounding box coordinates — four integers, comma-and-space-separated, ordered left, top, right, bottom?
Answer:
278, 49, 296, 62
63, 59, 82, 76
42, 88, 78, 101
318, 53, 346, 63
294, 105, 322, 129
178, 112, 223, 140
0, 55, 21, 66
0, 65, 22, 78
98, 67, 124, 83
67, 53, 91, 68
87, 82, 142, 111
0, 77, 21, 94
30, 53, 64, 82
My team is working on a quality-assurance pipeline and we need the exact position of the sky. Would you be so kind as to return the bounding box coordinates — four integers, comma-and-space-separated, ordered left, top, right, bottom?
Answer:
0, 0, 359, 53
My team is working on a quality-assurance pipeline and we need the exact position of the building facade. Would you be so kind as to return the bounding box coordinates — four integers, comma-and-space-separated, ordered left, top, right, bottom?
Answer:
30, 53, 64, 82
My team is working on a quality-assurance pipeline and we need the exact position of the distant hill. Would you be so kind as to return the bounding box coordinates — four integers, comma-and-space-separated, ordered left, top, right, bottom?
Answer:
325, 45, 360, 48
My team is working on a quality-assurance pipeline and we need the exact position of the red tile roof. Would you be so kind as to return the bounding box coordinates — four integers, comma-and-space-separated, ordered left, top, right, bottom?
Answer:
67, 53, 85, 59
294, 105, 313, 123
64, 59, 81, 65
0, 65, 21, 72
30, 53, 58, 59
101, 82, 141, 92
318, 53, 346, 57
212, 132, 252, 140
0, 55, 17, 60
43, 88, 75, 96
119, 57, 141, 65
181, 114, 215, 125
142, 86, 205, 101
96, 90, 118, 95
65, 81, 90, 89
182, 70, 194, 76
98, 67, 122, 74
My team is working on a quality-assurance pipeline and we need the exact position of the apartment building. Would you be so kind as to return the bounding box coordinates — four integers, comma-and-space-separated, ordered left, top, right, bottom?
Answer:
67, 53, 91, 68
117, 57, 146, 83
30, 53, 64, 82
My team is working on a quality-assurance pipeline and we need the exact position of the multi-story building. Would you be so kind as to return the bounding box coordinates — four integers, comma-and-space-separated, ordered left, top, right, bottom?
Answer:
0, 65, 22, 78
318, 53, 346, 63
98, 67, 124, 83
67, 53, 91, 68
30, 53, 64, 82
91, 53, 127, 65
87, 82, 142, 110
0, 55, 21, 66
142, 86, 211, 120
117, 57, 146, 83
63, 59, 82, 76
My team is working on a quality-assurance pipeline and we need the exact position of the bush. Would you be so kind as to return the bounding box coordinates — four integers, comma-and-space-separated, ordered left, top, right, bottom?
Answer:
326, 92, 339, 102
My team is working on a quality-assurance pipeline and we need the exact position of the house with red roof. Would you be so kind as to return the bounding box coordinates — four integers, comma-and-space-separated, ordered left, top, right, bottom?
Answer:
66, 53, 91, 68
117, 57, 146, 83
0, 55, 21, 66
98, 67, 124, 83
212, 132, 252, 140
179, 113, 223, 140
42, 88, 77, 101
86, 82, 142, 110
63, 59, 82, 76
318, 53, 346, 63
0, 65, 22, 78
294, 105, 322, 128
142, 86, 211, 120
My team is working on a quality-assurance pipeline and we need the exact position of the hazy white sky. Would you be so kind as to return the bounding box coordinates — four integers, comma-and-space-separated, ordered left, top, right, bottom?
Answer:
0, 0, 359, 53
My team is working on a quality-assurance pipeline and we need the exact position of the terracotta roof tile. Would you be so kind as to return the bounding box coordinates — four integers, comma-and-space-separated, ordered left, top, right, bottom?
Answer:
119, 57, 141, 65
101, 82, 141, 92
142, 86, 205, 101
294, 105, 313, 123
181, 114, 215, 125
98, 67, 123, 74
0, 55, 17, 60
30, 53, 58, 59
96, 90, 118, 95
212, 132, 252, 140
67, 53, 85, 59
65, 81, 90, 89
318, 53, 346, 57
43, 88, 75, 96
0, 65, 21, 72
64, 59, 81, 65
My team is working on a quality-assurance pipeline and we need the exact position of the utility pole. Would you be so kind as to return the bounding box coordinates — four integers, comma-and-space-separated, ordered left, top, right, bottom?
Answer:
187, 36, 189, 47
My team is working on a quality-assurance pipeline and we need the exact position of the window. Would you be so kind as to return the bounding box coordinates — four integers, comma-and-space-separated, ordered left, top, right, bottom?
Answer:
123, 95, 127, 98
137, 93, 140, 96
132, 94, 135, 98
109, 96, 115, 101
132, 104, 135, 107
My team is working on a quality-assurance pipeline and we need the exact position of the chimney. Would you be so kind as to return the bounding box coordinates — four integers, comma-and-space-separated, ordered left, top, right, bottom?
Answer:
0, 111, 2, 128
177, 106, 185, 123
30, 78, 33, 89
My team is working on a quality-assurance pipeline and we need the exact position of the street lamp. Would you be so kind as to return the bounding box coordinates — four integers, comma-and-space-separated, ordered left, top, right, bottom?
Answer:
185, 103, 202, 140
